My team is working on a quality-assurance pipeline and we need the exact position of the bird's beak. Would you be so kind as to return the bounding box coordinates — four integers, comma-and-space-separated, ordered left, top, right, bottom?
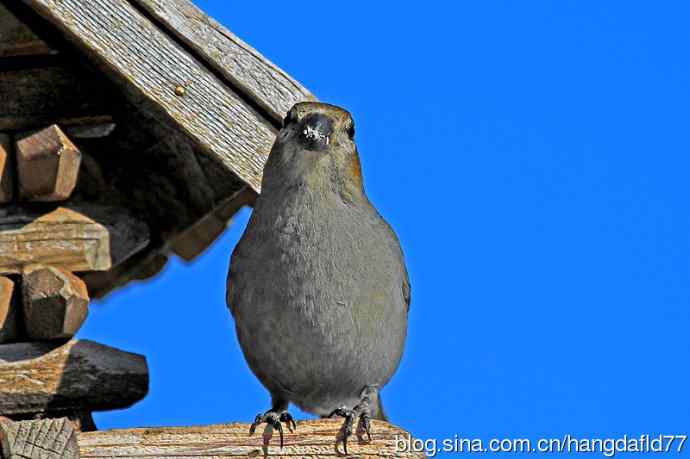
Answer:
300, 113, 334, 151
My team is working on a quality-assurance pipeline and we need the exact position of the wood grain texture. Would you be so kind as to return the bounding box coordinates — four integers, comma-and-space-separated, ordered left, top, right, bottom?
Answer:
78, 419, 425, 458
23, 0, 279, 192
0, 339, 148, 415
15, 124, 82, 202
0, 417, 79, 458
130, 0, 315, 125
0, 58, 113, 131
172, 187, 253, 262
0, 205, 149, 274
22, 265, 89, 340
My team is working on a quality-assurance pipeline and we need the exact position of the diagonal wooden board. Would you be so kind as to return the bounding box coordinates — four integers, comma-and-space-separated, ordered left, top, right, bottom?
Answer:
130, 0, 315, 126
20, 0, 311, 192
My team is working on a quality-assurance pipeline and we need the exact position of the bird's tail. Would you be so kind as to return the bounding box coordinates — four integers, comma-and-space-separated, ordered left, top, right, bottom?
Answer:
374, 394, 388, 421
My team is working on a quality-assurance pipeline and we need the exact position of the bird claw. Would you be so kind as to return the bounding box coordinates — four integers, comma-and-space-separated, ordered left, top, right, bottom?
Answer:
329, 406, 372, 454
359, 413, 372, 441
248, 410, 296, 448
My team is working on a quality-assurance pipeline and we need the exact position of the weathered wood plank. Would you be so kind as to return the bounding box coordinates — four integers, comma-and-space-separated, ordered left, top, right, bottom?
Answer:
0, 57, 114, 131
130, 0, 315, 125
0, 2, 55, 57
172, 187, 253, 262
0, 206, 149, 274
23, 0, 279, 192
0, 339, 148, 415
16, 124, 82, 202
0, 418, 80, 459
22, 265, 89, 340
78, 419, 425, 458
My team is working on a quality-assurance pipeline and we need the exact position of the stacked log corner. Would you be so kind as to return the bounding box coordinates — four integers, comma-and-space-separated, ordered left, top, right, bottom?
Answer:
0, 12, 151, 434
16, 124, 82, 202
22, 265, 89, 340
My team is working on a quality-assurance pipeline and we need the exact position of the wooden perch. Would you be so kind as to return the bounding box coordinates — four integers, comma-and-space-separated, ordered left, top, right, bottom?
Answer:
0, 205, 150, 274
77, 419, 425, 458
15, 124, 81, 202
22, 265, 88, 340
0, 417, 79, 459
0, 134, 14, 204
0, 276, 19, 343
0, 339, 148, 416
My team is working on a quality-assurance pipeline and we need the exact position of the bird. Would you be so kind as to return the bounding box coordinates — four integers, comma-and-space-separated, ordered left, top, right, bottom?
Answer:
227, 101, 410, 453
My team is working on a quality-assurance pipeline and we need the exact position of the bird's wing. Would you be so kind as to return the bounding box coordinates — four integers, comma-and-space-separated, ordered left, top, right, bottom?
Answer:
376, 214, 411, 313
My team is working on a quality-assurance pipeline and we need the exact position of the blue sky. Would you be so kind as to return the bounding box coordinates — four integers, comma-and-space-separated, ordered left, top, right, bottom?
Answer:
79, 0, 690, 455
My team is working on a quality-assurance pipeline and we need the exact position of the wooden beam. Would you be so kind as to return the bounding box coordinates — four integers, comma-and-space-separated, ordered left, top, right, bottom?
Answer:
77, 420, 425, 458
22, 265, 89, 340
172, 187, 253, 262
0, 339, 148, 415
0, 133, 14, 203
0, 57, 114, 131
0, 418, 79, 459
0, 2, 55, 58
65, 122, 116, 139
129, 0, 315, 125
0, 205, 150, 274
23, 0, 281, 192
16, 124, 82, 202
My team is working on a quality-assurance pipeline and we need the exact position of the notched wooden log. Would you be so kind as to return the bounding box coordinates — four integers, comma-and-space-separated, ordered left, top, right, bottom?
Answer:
0, 205, 150, 274
0, 276, 20, 343
77, 419, 425, 458
0, 417, 80, 459
16, 124, 82, 202
172, 187, 254, 262
22, 265, 89, 340
0, 134, 14, 204
0, 339, 148, 415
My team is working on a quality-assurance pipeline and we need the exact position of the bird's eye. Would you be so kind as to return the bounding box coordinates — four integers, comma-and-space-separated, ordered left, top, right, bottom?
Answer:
346, 121, 355, 139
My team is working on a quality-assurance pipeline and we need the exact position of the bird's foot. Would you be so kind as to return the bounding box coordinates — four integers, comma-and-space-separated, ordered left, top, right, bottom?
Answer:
328, 404, 372, 454
249, 410, 296, 448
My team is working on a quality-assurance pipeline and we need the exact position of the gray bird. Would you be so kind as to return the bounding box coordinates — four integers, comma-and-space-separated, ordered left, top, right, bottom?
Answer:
227, 102, 410, 452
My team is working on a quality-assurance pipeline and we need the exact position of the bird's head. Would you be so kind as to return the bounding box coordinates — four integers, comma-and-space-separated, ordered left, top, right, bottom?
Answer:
262, 102, 363, 200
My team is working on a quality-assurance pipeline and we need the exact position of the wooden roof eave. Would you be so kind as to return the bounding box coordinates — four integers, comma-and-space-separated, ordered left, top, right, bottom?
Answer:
21, 0, 315, 193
